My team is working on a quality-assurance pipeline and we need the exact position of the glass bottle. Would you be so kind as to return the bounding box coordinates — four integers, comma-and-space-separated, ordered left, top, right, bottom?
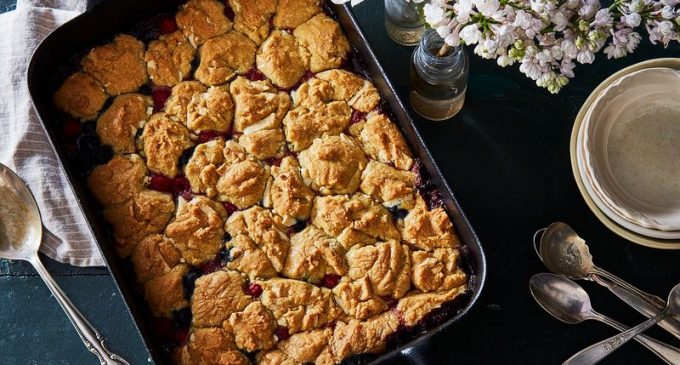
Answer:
409, 29, 469, 121
384, 0, 425, 46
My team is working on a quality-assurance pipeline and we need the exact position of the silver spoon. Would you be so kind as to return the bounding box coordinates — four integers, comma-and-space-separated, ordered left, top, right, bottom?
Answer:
0, 164, 129, 365
564, 282, 680, 365
529, 273, 680, 365
534, 222, 680, 340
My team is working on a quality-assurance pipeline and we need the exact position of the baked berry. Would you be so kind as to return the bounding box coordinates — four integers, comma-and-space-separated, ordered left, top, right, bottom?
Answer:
168, 326, 189, 345
148, 173, 174, 193
264, 156, 283, 167
245, 283, 263, 298
62, 118, 81, 139
217, 246, 232, 265
196, 130, 227, 144
138, 84, 152, 95
321, 274, 341, 289
178, 147, 195, 169
223, 3, 235, 21
172, 176, 192, 200
388, 206, 408, 220
244, 67, 266, 81
426, 189, 445, 210
350, 110, 367, 125
158, 16, 178, 34
152, 87, 171, 113
182, 267, 202, 300
274, 326, 290, 340
73, 151, 95, 174
172, 307, 192, 328
222, 202, 238, 216
81, 121, 97, 135
94, 145, 113, 165
291, 220, 307, 233
76, 134, 99, 152
200, 258, 222, 274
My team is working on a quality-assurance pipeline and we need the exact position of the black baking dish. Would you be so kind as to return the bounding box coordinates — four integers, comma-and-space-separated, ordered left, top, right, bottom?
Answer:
27, 1, 487, 363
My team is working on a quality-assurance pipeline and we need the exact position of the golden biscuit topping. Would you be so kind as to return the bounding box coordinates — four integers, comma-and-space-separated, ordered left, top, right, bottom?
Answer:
263, 156, 314, 225
176, 0, 232, 47
282, 226, 347, 283
298, 134, 367, 195
258, 278, 342, 333
195, 32, 256, 86
229, 0, 277, 45
257, 30, 309, 89
191, 270, 253, 327
165, 81, 208, 123
82, 34, 148, 95
186, 86, 234, 133
53, 72, 108, 120
96, 93, 152, 153
226, 206, 289, 272
145, 31, 196, 87
273, 0, 323, 29
103, 189, 175, 257
165, 196, 227, 265
230, 76, 290, 134
294, 14, 351, 73
139, 113, 194, 177
58, 3, 471, 363
311, 193, 400, 250
87, 154, 148, 206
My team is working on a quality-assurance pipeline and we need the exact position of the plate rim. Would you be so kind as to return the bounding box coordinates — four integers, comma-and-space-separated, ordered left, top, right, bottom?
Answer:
570, 57, 680, 250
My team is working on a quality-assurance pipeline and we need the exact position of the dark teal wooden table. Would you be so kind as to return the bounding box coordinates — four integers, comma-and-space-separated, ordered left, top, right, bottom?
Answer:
2, 1, 680, 364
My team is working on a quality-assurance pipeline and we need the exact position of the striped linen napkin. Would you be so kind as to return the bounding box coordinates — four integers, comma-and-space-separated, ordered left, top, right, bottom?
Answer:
0, 0, 104, 267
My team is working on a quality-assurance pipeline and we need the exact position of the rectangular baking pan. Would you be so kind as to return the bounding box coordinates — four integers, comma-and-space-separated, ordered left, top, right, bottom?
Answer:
27, 0, 487, 363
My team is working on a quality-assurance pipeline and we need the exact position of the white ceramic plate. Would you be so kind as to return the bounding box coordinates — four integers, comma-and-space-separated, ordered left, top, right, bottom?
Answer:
577, 113, 680, 240
578, 67, 680, 238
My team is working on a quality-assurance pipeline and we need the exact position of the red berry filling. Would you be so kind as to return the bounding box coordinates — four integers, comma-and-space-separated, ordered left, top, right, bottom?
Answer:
244, 67, 267, 81
158, 16, 178, 35
245, 283, 263, 298
148, 173, 192, 200
264, 156, 283, 167
274, 326, 290, 340
196, 130, 228, 144
200, 259, 223, 275
148, 173, 174, 193
152, 87, 172, 113
321, 274, 341, 289
63, 117, 81, 140
223, 4, 235, 21
350, 110, 367, 125
222, 202, 239, 216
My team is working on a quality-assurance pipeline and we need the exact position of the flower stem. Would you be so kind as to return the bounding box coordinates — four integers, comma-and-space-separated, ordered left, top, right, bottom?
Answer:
437, 43, 451, 57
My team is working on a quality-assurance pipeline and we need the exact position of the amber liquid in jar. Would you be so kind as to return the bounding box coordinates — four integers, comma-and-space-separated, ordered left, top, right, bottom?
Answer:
409, 29, 469, 121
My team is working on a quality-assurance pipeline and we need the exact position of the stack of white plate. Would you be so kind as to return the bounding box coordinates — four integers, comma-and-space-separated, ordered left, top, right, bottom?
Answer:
571, 59, 680, 249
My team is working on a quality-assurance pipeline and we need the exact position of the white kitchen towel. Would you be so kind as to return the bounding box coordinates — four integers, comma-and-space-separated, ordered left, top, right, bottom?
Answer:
0, 0, 105, 267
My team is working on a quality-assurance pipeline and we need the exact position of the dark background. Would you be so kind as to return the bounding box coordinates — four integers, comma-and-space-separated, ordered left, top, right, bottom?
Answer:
1, 0, 679, 364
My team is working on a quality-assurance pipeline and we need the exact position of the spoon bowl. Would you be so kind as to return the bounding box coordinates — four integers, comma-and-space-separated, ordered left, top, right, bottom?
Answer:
0, 164, 43, 260
0, 163, 128, 365
530, 273, 593, 324
538, 222, 594, 279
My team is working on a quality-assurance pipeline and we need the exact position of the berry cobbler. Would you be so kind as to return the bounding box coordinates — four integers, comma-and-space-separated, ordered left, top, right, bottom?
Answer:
53, 0, 469, 364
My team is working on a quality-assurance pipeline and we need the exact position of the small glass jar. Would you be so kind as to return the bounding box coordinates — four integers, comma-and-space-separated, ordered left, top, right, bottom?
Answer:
384, 0, 425, 46
409, 29, 469, 121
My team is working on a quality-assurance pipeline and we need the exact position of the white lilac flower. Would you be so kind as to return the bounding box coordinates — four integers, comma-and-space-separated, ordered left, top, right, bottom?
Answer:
460, 23, 483, 44
454, 0, 476, 23
561, 37, 579, 58
661, 6, 676, 19
424, 4, 447, 25
519, 58, 544, 80
579, 0, 601, 19
592, 8, 613, 27
624, 12, 642, 27
576, 49, 596, 63
475, 0, 501, 17
560, 60, 576, 77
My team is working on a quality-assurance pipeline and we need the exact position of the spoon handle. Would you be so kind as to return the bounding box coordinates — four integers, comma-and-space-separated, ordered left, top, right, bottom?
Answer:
592, 267, 680, 340
595, 314, 680, 365
563, 311, 666, 365
29, 255, 130, 365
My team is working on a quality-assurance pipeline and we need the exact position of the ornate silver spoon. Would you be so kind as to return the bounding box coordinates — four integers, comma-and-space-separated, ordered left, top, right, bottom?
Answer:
534, 222, 680, 340
564, 282, 680, 365
0, 163, 128, 365
530, 273, 680, 364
